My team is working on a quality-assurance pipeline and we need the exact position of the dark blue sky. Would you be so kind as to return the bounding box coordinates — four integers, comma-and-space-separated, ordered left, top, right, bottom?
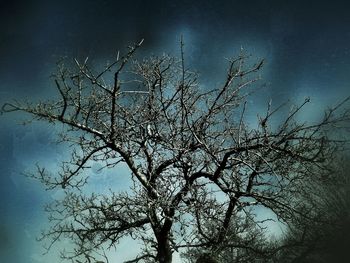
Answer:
1, 1, 350, 262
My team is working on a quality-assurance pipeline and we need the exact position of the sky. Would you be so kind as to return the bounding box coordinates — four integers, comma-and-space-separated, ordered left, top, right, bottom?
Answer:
1, 0, 350, 262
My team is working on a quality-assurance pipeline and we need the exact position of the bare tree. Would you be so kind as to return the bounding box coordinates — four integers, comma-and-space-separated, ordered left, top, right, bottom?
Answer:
2, 39, 349, 263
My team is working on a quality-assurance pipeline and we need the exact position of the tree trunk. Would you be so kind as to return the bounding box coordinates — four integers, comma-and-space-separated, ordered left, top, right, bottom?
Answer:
157, 235, 172, 263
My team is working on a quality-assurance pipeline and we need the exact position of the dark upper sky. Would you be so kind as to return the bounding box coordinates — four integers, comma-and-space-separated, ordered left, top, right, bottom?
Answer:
1, 0, 350, 100
1, 1, 350, 262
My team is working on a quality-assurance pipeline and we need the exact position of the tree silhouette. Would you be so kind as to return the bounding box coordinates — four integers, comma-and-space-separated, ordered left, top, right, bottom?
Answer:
2, 40, 349, 263
272, 157, 350, 263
